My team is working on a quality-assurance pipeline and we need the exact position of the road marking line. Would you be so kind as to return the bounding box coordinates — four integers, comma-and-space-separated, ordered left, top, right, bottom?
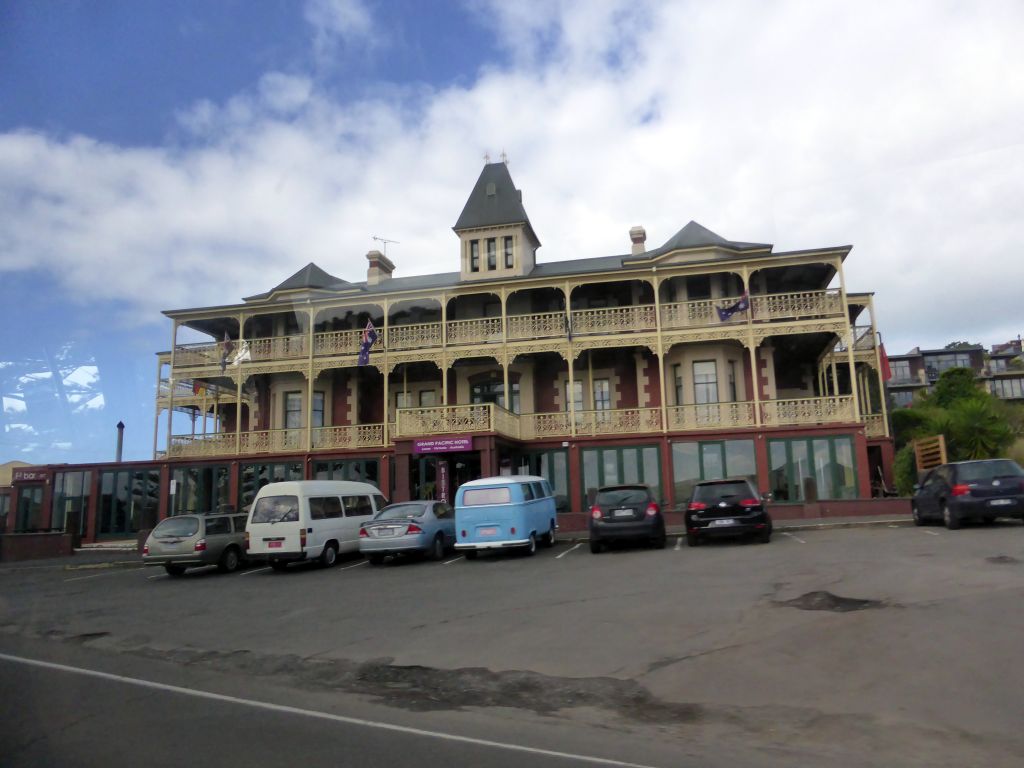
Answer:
0, 652, 661, 768
781, 532, 806, 544
556, 542, 582, 559
64, 567, 145, 583
339, 561, 368, 570
673, 536, 682, 551
923, 530, 941, 536
147, 573, 167, 580
442, 556, 464, 565
239, 566, 272, 576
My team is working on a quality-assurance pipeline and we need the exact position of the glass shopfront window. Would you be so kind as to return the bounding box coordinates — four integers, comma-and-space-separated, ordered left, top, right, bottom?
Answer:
518, 449, 569, 511
98, 469, 159, 536
671, 439, 756, 503
239, 461, 304, 511
768, 435, 858, 501
581, 445, 661, 505
52, 470, 92, 534
171, 464, 230, 515
313, 459, 380, 488
15, 485, 44, 531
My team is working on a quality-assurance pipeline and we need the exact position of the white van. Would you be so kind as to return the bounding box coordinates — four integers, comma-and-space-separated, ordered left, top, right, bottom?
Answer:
245, 480, 387, 571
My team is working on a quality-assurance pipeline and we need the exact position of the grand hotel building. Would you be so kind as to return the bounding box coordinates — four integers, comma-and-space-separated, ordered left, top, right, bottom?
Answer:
6, 162, 894, 542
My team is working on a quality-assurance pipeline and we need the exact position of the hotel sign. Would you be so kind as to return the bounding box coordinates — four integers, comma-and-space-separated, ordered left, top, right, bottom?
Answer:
413, 436, 472, 454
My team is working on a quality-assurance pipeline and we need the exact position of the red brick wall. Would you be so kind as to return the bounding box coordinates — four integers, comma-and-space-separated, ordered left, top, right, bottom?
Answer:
332, 371, 351, 426
641, 352, 661, 407
614, 352, 638, 409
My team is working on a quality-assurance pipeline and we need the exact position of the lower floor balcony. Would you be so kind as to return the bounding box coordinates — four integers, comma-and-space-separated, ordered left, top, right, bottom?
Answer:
166, 396, 881, 459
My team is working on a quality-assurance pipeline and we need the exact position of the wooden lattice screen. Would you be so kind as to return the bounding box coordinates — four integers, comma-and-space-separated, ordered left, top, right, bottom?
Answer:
913, 435, 948, 473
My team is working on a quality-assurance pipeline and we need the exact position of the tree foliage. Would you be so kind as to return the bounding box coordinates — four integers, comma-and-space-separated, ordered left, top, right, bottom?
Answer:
944, 341, 979, 350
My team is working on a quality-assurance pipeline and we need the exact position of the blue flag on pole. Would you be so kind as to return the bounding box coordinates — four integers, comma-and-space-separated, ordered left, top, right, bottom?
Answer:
357, 321, 378, 365
716, 292, 750, 322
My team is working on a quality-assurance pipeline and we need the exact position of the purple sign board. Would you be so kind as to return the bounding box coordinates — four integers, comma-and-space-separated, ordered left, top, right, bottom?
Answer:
413, 436, 472, 454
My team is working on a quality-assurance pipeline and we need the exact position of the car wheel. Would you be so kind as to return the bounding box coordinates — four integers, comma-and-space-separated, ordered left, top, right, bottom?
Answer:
523, 533, 537, 556
758, 529, 771, 544
217, 547, 240, 573
319, 542, 338, 568
686, 533, 700, 547
589, 539, 602, 554
164, 564, 186, 577
270, 560, 288, 572
912, 503, 924, 526
465, 549, 478, 560
367, 553, 385, 565
943, 503, 961, 530
652, 528, 667, 549
542, 521, 556, 547
431, 535, 446, 561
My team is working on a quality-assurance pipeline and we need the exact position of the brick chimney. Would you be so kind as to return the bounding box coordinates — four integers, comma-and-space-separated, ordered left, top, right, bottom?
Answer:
629, 226, 646, 255
366, 250, 395, 286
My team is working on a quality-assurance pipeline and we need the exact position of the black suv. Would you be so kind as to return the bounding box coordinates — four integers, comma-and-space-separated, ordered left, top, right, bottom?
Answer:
589, 485, 666, 553
912, 459, 1024, 529
685, 478, 771, 546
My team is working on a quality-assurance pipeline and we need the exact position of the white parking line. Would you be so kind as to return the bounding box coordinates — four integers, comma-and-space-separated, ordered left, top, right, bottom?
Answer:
442, 556, 464, 565
923, 530, 941, 536
781, 532, 806, 544
63, 567, 145, 583
339, 561, 368, 571
239, 566, 272, 576
0, 652, 662, 768
147, 573, 167, 581
673, 536, 682, 551
556, 542, 582, 559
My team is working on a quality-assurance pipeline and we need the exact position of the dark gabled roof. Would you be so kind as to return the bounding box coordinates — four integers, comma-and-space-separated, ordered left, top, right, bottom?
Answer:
453, 163, 539, 243
634, 221, 770, 260
243, 263, 356, 301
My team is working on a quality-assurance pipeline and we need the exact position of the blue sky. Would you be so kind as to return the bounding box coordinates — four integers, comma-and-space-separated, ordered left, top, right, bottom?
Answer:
2, 0, 1023, 465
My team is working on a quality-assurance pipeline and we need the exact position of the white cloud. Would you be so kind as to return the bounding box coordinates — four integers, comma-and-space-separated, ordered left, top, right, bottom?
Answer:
73, 393, 105, 413
1, 0, 1023, 355
62, 365, 100, 389
2, 396, 26, 414
7, 423, 38, 435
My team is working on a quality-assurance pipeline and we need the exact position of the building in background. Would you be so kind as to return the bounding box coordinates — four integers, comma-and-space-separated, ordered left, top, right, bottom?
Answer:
7, 162, 894, 542
886, 340, 1024, 408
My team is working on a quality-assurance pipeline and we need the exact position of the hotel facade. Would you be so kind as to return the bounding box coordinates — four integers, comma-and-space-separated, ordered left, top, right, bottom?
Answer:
7, 162, 894, 543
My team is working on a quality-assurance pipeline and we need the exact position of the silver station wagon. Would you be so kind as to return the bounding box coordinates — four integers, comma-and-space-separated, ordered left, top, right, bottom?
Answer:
142, 512, 250, 576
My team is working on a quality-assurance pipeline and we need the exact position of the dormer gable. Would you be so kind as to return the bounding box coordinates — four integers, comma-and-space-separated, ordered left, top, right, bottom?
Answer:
454, 162, 540, 281
242, 262, 362, 303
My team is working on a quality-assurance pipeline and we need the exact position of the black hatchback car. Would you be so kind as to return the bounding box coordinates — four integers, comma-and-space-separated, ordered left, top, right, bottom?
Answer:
911, 459, 1024, 529
589, 485, 666, 553
685, 478, 771, 546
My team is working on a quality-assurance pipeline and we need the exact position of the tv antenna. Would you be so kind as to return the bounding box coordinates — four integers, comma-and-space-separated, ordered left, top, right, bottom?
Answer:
372, 235, 399, 256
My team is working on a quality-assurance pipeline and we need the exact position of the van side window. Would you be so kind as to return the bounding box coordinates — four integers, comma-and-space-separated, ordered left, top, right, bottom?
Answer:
343, 495, 373, 517
521, 483, 535, 501
205, 516, 230, 535
310, 496, 343, 520
530, 481, 545, 499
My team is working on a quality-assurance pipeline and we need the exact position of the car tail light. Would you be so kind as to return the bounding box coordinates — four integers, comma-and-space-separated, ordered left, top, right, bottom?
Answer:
194, 539, 207, 552
951, 484, 971, 497
461, 529, 467, 538
688, 502, 707, 511
142, 544, 149, 555
300, 529, 307, 548
510, 527, 516, 535
590, 506, 602, 519
359, 527, 368, 538
645, 502, 659, 517
406, 523, 423, 534
243, 532, 250, 550
740, 498, 759, 507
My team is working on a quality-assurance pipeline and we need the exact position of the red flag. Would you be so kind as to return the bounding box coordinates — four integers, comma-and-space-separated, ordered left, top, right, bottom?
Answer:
879, 342, 892, 382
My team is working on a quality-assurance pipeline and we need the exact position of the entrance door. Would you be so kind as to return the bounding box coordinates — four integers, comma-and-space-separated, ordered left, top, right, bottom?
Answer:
411, 453, 481, 502
16, 485, 44, 531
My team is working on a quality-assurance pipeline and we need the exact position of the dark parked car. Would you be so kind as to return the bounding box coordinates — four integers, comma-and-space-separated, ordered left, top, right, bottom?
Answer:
685, 478, 771, 546
911, 459, 1024, 529
142, 512, 250, 576
588, 485, 666, 553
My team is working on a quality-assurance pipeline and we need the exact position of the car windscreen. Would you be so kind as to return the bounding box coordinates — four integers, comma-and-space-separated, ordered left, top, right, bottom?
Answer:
692, 482, 753, 503
462, 487, 512, 506
153, 517, 199, 538
596, 487, 648, 506
250, 495, 300, 524
956, 460, 1024, 482
374, 502, 427, 520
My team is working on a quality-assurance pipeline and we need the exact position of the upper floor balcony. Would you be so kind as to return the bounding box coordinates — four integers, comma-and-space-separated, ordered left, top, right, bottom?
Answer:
170, 288, 845, 370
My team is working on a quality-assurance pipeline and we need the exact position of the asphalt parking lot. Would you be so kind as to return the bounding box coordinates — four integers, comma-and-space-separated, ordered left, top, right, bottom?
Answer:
3, 522, 1024, 767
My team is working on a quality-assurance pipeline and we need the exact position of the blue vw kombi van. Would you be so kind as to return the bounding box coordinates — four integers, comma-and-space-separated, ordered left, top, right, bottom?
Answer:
454, 475, 558, 558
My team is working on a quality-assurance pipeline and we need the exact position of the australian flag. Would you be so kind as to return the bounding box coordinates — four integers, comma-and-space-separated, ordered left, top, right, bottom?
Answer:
716, 292, 750, 322
219, 331, 235, 373
357, 320, 378, 366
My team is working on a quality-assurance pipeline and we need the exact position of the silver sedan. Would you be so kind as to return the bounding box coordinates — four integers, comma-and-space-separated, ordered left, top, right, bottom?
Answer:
359, 501, 456, 564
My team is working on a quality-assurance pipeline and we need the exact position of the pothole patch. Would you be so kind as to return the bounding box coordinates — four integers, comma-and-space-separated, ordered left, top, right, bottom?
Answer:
986, 555, 1021, 565
777, 591, 884, 613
